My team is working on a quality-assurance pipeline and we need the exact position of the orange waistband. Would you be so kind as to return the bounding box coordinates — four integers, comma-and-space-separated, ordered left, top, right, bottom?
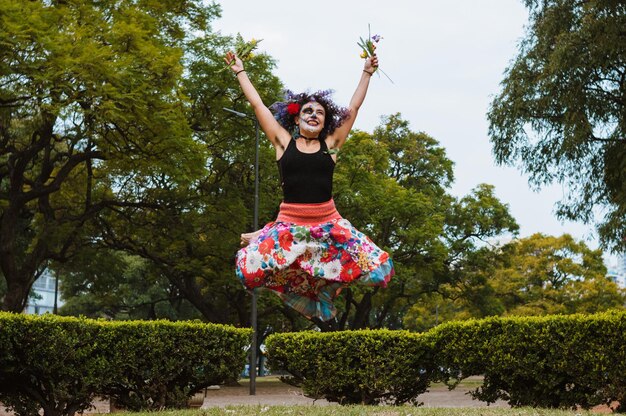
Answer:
276, 199, 342, 226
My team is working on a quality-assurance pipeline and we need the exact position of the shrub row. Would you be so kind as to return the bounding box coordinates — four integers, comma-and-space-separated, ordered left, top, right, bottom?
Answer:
432, 312, 626, 412
266, 311, 626, 411
265, 329, 437, 405
0, 312, 251, 416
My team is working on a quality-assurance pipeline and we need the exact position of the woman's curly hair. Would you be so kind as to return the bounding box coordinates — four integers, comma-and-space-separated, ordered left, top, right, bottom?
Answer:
269, 89, 350, 139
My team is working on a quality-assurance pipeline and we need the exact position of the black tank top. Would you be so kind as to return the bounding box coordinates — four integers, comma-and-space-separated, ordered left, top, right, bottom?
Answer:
277, 138, 335, 203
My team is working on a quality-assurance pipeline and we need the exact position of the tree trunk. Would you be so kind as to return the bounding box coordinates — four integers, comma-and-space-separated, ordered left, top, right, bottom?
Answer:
350, 292, 373, 330
165, 272, 225, 323
1, 276, 32, 312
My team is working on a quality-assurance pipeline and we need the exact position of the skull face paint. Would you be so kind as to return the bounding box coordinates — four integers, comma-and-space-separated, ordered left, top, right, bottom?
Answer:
298, 102, 326, 136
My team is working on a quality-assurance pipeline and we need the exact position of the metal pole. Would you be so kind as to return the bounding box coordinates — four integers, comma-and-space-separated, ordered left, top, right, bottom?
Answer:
250, 119, 260, 395
222, 107, 260, 395
53, 271, 59, 314
254, 118, 260, 230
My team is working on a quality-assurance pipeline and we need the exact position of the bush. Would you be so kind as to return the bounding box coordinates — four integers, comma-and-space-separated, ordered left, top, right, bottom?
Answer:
430, 311, 626, 411
0, 312, 251, 416
265, 329, 438, 405
103, 319, 251, 410
0, 313, 110, 416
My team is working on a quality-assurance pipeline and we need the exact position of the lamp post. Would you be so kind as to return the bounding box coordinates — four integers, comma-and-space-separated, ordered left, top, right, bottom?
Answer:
53, 271, 59, 314
223, 107, 259, 396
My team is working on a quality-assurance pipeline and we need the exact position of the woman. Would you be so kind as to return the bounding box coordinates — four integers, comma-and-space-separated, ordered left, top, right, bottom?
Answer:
226, 50, 394, 321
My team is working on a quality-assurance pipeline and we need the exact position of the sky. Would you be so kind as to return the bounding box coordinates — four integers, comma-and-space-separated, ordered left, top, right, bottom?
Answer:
212, 0, 617, 264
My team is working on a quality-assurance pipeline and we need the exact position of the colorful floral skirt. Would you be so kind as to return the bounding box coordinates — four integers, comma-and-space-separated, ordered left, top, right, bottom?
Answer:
236, 199, 394, 321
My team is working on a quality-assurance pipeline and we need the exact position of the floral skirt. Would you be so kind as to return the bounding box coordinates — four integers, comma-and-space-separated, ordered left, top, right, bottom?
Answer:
235, 199, 394, 321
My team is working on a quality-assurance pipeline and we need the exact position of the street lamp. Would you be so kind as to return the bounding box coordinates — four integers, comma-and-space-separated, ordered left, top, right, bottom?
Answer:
223, 107, 259, 396
53, 270, 59, 314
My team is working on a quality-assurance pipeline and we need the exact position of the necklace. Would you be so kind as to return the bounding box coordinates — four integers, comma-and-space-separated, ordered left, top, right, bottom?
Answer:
295, 134, 319, 141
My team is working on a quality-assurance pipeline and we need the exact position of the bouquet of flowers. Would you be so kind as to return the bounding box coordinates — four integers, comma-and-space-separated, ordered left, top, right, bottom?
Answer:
224, 34, 262, 71
357, 25, 393, 83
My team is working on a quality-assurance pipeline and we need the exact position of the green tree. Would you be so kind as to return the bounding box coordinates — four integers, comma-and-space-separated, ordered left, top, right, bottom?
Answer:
492, 233, 624, 316
403, 292, 473, 332
314, 115, 518, 331
0, 0, 215, 311
405, 233, 625, 330
56, 249, 202, 320
488, 0, 626, 252
403, 187, 520, 331
61, 111, 518, 333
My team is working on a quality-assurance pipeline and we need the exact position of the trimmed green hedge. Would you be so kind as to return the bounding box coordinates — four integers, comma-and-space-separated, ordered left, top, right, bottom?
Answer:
5, 311, 626, 412
431, 312, 626, 411
103, 319, 250, 410
267, 311, 626, 411
0, 312, 251, 416
0, 312, 107, 416
265, 329, 438, 405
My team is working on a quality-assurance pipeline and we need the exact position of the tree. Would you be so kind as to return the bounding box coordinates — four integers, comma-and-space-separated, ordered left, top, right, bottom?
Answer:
491, 233, 624, 316
90, 30, 289, 328
57, 111, 518, 333
488, 0, 626, 252
312, 115, 518, 331
403, 185, 520, 331
404, 233, 625, 330
0, 0, 215, 311
56, 249, 203, 320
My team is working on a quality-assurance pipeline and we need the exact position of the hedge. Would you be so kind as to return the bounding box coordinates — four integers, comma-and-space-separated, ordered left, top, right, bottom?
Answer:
267, 311, 626, 411
5, 311, 626, 413
265, 329, 438, 405
0, 312, 251, 416
430, 311, 626, 411
103, 319, 250, 410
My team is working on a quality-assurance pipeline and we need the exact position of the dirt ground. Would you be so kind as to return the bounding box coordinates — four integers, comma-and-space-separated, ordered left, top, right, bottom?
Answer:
0, 376, 507, 414
198, 376, 508, 408
0, 376, 615, 414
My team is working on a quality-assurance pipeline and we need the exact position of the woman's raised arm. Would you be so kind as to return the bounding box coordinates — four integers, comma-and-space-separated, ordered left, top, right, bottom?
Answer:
225, 52, 290, 153
326, 55, 379, 150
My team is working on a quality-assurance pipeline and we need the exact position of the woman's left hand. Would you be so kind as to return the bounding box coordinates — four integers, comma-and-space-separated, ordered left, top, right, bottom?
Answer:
364, 55, 379, 73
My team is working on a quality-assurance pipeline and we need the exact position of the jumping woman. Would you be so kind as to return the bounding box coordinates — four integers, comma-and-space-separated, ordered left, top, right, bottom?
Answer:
226, 50, 394, 321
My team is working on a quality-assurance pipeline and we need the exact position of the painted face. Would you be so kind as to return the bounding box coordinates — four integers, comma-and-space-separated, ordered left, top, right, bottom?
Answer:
297, 101, 326, 136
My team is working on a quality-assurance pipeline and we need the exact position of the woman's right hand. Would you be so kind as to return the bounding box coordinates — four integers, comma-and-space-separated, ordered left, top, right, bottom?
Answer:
225, 51, 244, 73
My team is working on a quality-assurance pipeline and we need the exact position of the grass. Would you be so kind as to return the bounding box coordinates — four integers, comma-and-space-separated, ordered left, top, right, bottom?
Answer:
110, 406, 602, 415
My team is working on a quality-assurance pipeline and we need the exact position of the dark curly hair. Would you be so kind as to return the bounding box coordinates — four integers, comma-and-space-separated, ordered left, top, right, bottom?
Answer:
269, 89, 350, 139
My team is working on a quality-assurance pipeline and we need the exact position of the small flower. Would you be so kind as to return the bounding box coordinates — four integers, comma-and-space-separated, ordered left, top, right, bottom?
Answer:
340, 261, 362, 282
320, 245, 339, 263
310, 226, 324, 239
275, 252, 287, 265
287, 102, 300, 115
330, 223, 352, 244
372, 34, 382, 43
278, 229, 294, 250
258, 238, 275, 255
357, 251, 371, 270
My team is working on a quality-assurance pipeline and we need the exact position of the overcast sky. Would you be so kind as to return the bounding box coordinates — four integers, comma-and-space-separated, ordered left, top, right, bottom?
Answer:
213, 0, 616, 263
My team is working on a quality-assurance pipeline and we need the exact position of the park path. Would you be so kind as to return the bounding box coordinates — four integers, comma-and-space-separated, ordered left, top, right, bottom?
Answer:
199, 377, 509, 408
0, 377, 614, 413
0, 376, 509, 414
